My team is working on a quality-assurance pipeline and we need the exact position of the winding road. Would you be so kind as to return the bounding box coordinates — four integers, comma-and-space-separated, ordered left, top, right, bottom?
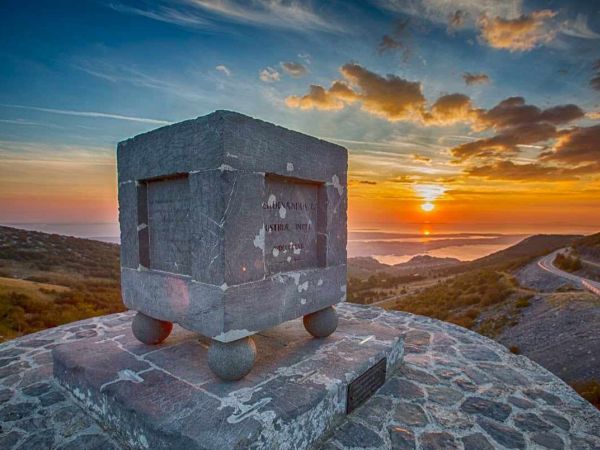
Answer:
538, 250, 600, 297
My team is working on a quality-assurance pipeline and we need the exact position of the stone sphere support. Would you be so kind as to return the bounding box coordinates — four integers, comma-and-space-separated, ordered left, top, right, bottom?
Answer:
131, 312, 173, 345
207, 336, 257, 381
303, 306, 338, 338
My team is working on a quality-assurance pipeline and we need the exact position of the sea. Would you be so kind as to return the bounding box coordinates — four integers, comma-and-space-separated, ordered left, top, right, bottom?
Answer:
3, 222, 598, 265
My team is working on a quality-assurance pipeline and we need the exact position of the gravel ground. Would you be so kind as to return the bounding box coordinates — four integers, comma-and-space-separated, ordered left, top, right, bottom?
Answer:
505, 259, 600, 382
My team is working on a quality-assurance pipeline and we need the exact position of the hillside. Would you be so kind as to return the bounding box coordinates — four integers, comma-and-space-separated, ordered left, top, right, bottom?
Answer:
0, 226, 124, 341
348, 254, 461, 279
574, 231, 600, 260
468, 234, 581, 268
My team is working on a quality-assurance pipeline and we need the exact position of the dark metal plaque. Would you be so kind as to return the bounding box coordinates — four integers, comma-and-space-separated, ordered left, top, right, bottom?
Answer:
346, 358, 387, 414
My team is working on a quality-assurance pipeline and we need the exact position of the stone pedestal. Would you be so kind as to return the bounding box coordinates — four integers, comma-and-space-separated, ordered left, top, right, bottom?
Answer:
52, 304, 404, 450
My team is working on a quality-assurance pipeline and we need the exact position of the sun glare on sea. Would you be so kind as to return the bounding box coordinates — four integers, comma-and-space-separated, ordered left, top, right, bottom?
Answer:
421, 202, 435, 212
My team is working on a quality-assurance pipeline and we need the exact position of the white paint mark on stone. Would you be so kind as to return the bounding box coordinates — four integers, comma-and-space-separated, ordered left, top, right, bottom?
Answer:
298, 281, 309, 293
300, 298, 307, 305
218, 164, 235, 172
220, 283, 228, 291
214, 329, 252, 342
268, 194, 276, 204
119, 369, 144, 383
293, 247, 301, 255
287, 162, 294, 172
139, 435, 149, 449
226, 152, 239, 159
317, 279, 323, 286
360, 335, 375, 345
253, 227, 265, 251
290, 272, 301, 285
287, 256, 292, 262
279, 205, 286, 219
340, 284, 347, 293
272, 247, 280, 257
330, 174, 344, 195
136, 223, 147, 231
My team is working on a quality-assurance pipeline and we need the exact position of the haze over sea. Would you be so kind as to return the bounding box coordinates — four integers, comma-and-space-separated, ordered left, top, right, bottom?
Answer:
5, 222, 598, 265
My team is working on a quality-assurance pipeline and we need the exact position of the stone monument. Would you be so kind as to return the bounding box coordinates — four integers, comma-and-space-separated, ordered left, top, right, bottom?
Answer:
117, 110, 348, 380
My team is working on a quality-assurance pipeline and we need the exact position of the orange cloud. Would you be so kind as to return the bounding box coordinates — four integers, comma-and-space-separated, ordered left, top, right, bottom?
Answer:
478, 10, 557, 52
286, 63, 426, 121
410, 154, 432, 164
424, 93, 481, 126
285, 82, 354, 110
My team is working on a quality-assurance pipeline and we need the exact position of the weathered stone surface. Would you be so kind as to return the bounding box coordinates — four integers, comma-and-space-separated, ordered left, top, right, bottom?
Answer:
513, 412, 552, 432
523, 388, 563, 406
419, 432, 459, 450
477, 418, 526, 449
459, 345, 501, 362
17, 430, 55, 449
425, 386, 463, 406
461, 433, 494, 450
335, 420, 384, 448
391, 402, 428, 427
507, 395, 535, 409
0, 401, 36, 421
460, 396, 512, 421
117, 111, 348, 345
52, 303, 404, 450
378, 378, 424, 401
541, 409, 570, 431
388, 426, 415, 449
57, 434, 119, 450
532, 432, 564, 450
0, 304, 599, 450
0, 430, 21, 449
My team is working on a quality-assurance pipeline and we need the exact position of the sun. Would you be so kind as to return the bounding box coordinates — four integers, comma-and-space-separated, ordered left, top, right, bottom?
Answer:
421, 202, 435, 212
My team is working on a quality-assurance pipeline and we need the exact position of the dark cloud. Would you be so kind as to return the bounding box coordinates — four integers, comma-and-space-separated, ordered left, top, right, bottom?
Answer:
280, 61, 308, 77
448, 10, 467, 31
466, 160, 600, 181
462, 72, 490, 86
350, 179, 378, 185
476, 97, 584, 130
378, 35, 403, 53
377, 19, 411, 62
451, 97, 584, 160
543, 124, 600, 164
590, 59, 600, 91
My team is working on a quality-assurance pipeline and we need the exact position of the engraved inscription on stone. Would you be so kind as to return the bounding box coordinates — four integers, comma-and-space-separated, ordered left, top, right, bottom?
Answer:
146, 175, 191, 275
263, 176, 319, 274
347, 358, 387, 413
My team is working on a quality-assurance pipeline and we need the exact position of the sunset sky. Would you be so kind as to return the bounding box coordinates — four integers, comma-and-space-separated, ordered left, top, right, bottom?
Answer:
1, 0, 599, 233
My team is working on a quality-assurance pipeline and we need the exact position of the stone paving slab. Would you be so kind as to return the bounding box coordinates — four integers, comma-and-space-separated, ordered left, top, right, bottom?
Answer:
51, 303, 404, 450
